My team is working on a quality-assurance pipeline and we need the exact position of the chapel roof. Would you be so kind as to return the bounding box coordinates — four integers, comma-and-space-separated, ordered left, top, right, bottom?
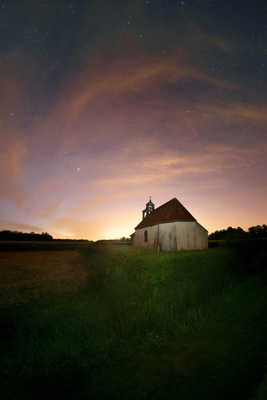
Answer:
135, 198, 196, 230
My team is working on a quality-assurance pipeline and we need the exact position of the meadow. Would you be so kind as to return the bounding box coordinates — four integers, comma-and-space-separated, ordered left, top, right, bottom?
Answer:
0, 241, 266, 399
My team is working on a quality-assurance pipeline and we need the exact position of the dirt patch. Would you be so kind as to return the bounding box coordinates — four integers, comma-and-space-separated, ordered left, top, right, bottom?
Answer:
0, 250, 87, 305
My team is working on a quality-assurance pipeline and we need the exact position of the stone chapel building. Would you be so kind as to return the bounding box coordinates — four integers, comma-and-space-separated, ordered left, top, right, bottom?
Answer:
133, 198, 208, 251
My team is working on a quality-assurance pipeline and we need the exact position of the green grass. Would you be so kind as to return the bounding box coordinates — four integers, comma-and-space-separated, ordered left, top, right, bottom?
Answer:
0, 244, 266, 399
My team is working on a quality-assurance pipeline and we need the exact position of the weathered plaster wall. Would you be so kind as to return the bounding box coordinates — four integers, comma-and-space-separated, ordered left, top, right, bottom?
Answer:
134, 221, 208, 251
133, 224, 159, 249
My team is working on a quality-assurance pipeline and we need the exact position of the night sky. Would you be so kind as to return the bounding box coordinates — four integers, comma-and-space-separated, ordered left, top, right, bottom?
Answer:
1, 0, 267, 239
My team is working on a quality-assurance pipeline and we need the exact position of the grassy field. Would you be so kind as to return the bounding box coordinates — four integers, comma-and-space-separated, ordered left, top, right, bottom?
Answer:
0, 240, 91, 252
0, 242, 266, 399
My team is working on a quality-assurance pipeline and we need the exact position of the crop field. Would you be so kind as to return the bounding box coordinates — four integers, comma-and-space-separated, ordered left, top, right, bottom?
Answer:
0, 250, 87, 305
0, 242, 266, 400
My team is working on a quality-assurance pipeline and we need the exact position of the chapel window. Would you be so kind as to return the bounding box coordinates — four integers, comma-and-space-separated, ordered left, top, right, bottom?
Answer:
144, 230, 148, 242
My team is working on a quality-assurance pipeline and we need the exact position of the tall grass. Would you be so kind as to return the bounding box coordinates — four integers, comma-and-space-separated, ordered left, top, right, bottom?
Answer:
0, 244, 266, 399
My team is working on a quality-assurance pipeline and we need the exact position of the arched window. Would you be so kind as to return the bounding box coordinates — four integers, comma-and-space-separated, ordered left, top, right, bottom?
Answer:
144, 230, 148, 242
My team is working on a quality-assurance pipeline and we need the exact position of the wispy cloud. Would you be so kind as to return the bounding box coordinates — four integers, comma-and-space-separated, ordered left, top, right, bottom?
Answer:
43, 44, 237, 133
68, 54, 236, 121
3, 140, 27, 179
206, 103, 267, 123
96, 143, 259, 187
0, 139, 28, 207
0, 220, 43, 233
188, 22, 232, 54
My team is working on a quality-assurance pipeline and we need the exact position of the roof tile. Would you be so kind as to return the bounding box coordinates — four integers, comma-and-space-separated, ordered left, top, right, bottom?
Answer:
135, 198, 196, 230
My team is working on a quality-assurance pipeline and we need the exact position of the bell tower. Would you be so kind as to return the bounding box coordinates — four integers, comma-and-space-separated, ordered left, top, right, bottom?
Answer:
142, 197, 155, 219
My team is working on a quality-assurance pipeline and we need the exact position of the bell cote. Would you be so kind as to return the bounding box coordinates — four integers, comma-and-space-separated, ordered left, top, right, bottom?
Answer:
142, 197, 155, 219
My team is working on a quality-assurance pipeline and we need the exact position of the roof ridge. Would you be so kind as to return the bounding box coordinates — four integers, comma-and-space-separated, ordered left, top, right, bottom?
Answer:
153, 197, 177, 210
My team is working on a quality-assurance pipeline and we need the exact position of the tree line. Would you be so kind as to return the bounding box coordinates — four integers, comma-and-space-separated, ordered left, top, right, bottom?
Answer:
0, 230, 53, 241
209, 225, 267, 240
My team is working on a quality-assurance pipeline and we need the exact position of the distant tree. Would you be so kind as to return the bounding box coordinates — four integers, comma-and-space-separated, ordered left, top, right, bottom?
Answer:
40, 232, 53, 241
209, 225, 267, 240
209, 226, 247, 240
248, 224, 267, 238
0, 230, 53, 241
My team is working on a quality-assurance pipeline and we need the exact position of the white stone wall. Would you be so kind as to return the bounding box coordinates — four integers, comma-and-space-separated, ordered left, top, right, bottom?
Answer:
133, 221, 208, 251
